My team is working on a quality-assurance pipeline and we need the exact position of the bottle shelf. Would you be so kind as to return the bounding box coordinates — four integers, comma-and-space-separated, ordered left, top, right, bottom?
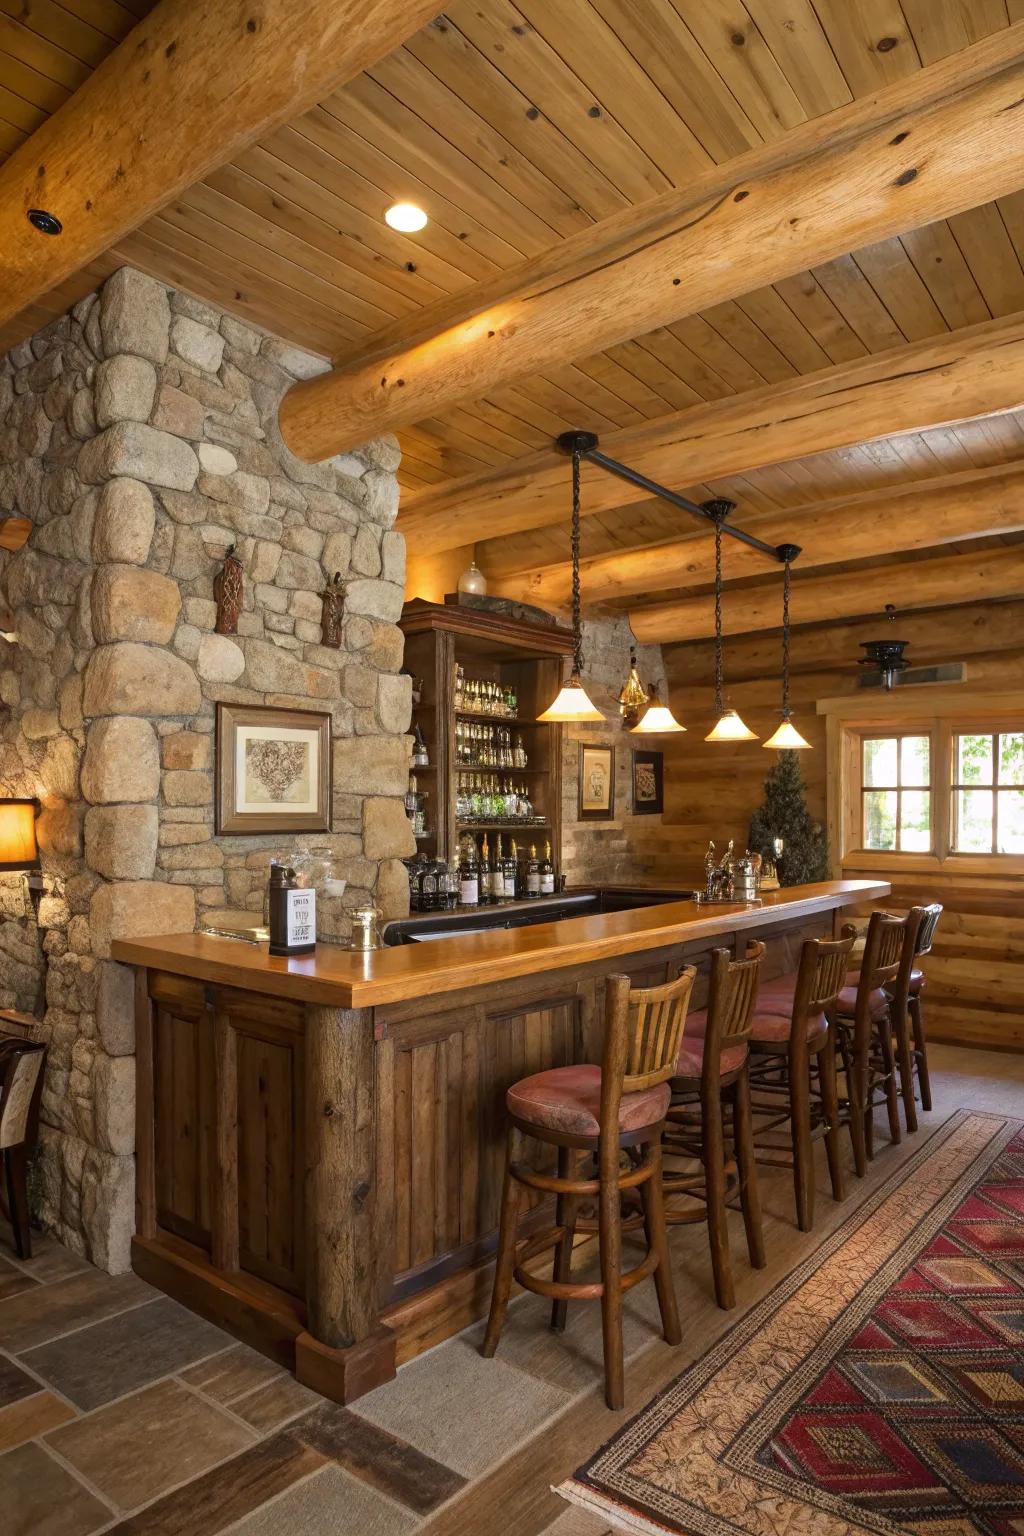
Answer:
454, 712, 542, 726
455, 763, 540, 773
457, 819, 550, 830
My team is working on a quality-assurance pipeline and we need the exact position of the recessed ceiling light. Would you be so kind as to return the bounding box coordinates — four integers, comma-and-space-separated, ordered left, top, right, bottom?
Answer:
385, 202, 428, 233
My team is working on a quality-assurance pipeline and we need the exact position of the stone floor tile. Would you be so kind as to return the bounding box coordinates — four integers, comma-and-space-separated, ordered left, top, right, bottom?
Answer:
48, 1377, 257, 1511
0, 1352, 41, 1408
226, 1464, 420, 1536
0, 1258, 38, 1301
22, 1295, 231, 1410
353, 1335, 570, 1479
232, 1373, 321, 1432
0, 1221, 91, 1284
0, 1389, 76, 1451
104, 1429, 324, 1535
0, 1268, 154, 1353
179, 1342, 284, 1405
0, 1440, 111, 1536
293, 1400, 465, 1515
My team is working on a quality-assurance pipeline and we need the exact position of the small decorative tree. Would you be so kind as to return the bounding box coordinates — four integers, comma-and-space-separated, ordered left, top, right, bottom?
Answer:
749, 750, 829, 886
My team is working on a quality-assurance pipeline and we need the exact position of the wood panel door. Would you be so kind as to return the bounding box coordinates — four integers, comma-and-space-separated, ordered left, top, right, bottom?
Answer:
152, 978, 215, 1254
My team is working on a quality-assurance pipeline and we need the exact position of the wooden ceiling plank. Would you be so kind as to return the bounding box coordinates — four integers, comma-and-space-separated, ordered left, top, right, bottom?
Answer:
0, 116, 26, 157
510, 374, 618, 435
996, 188, 1024, 270
733, 285, 833, 373
571, 348, 679, 419
672, 0, 807, 141
666, 313, 767, 393
542, 360, 646, 429
55, 0, 139, 45
483, 382, 578, 438
0, 83, 39, 135
809, 252, 908, 351
0, 13, 91, 90
397, 311, 1024, 553
408, 416, 508, 470
0, 0, 119, 69
741, 0, 852, 114
403, 17, 630, 223
602, 338, 703, 412
900, 0, 1012, 64
947, 202, 1024, 317
449, 0, 672, 203
0, 0, 444, 329
699, 299, 798, 382
637, 326, 739, 402
0, 38, 71, 110
809, 0, 921, 96
630, 543, 1024, 643
849, 233, 947, 342
899, 218, 993, 329
771, 269, 869, 363
438, 405, 539, 461
586, 0, 763, 162
367, 46, 595, 241
456, 397, 552, 453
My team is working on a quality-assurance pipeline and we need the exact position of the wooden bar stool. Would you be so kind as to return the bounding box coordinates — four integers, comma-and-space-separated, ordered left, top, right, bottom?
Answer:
481, 966, 696, 1410
662, 942, 765, 1311
0, 1039, 46, 1259
747, 933, 853, 1233
907, 903, 943, 1116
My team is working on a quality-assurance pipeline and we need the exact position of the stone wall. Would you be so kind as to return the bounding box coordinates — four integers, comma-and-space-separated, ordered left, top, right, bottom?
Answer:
0, 267, 412, 1272
561, 616, 666, 887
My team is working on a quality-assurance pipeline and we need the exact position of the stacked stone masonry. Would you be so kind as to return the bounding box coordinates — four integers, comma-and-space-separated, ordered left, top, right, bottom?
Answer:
0, 267, 413, 1274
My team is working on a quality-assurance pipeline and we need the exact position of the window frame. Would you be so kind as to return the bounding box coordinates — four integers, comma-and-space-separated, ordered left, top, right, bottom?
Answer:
859, 732, 933, 855
950, 729, 1024, 856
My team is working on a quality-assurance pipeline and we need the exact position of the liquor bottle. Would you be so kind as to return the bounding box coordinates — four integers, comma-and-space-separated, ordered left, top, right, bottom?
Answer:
479, 835, 493, 905
540, 840, 555, 896
492, 834, 506, 902
412, 722, 429, 768
508, 838, 522, 899
445, 860, 459, 911
454, 662, 464, 710
526, 844, 541, 898
459, 842, 479, 907
404, 771, 418, 815
513, 733, 528, 769
420, 858, 440, 911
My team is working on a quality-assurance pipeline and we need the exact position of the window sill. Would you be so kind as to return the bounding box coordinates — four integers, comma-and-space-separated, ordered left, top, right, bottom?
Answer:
843, 851, 1024, 878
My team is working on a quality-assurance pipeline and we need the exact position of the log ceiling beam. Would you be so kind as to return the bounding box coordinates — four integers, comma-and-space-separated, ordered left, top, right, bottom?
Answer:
489, 462, 1024, 609
398, 312, 1024, 555
0, 0, 439, 330
630, 545, 1024, 645
279, 24, 1024, 463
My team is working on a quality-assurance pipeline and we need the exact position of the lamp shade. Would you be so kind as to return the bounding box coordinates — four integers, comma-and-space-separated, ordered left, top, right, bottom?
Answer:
537, 674, 605, 723
629, 685, 686, 734
762, 718, 812, 751
705, 707, 758, 743
0, 799, 40, 871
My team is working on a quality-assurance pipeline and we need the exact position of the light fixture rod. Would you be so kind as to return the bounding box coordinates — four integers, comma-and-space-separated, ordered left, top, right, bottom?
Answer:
555, 432, 793, 562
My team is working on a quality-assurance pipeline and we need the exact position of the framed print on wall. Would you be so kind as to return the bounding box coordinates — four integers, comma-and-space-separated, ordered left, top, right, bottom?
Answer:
632, 748, 664, 815
578, 742, 615, 821
215, 703, 332, 835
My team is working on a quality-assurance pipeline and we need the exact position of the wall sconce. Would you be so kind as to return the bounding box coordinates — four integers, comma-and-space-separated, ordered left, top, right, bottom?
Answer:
0, 798, 43, 916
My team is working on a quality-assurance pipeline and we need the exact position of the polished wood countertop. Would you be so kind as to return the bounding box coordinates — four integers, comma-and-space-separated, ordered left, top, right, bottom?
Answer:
111, 880, 889, 1010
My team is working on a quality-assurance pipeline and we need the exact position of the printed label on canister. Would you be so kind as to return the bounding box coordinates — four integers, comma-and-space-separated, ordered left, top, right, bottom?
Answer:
287, 887, 316, 947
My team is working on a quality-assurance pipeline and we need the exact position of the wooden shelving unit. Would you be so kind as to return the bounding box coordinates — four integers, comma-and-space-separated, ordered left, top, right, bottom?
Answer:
399, 599, 575, 870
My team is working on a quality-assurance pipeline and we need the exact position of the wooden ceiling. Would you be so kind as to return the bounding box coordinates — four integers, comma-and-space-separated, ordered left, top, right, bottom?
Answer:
4, 0, 1024, 644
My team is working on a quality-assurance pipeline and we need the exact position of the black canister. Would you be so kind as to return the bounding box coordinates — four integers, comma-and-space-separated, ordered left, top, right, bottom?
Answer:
268, 862, 316, 956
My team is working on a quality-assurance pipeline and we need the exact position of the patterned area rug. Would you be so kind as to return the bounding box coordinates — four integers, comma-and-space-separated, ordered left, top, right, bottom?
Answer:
560, 1110, 1024, 1536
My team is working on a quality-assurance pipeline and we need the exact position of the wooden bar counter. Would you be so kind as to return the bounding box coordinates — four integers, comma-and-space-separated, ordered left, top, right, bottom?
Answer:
112, 878, 888, 1404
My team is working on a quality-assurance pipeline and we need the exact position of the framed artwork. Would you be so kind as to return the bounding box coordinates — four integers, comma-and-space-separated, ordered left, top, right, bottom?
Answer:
215, 703, 332, 835
578, 743, 615, 821
632, 749, 664, 815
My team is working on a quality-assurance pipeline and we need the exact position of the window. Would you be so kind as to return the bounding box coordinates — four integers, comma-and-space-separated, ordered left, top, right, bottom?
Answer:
861, 735, 932, 852
952, 732, 1024, 854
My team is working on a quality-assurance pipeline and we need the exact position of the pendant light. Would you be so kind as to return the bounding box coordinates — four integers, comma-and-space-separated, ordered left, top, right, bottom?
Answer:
537, 439, 604, 722
618, 649, 649, 728
763, 545, 811, 751
629, 682, 686, 734
703, 500, 758, 743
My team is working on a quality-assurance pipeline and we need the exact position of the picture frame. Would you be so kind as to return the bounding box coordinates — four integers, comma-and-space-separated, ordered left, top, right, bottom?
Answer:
578, 742, 615, 821
632, 749, 664, 815
215, 703, 332, 836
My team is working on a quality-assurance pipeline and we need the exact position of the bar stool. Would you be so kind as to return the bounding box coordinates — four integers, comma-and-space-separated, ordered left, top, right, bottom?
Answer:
908, 904, 942, 1113
840, 905, 931, 1140
747, 932, 853, 1232
481, 966, 696, 1410
0, 1039, 46, 1259
662, 942, 765, 1311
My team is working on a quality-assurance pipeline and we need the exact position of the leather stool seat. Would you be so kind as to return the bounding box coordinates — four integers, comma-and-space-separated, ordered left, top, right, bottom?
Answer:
506, 1065, 670, 1138
750, 1010, 827, 1044
847, 967, 925, 995
672, 1014, 748, 1080
834, 984, 890, 1019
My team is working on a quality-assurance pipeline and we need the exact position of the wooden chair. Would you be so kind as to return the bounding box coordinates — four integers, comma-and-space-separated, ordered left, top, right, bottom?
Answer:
662, 942, 765, 1311
0, 1039, 46, 1259
481, 966, 696, 1410
830, 908, 924, 1173
747, 933, 854, 1233
908, 903, 943, 1116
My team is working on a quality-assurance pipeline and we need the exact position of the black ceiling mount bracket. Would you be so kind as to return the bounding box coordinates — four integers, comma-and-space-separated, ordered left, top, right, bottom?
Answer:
554, 431, 792, 562
27, 208, 62, 236
775, 543, 802, 564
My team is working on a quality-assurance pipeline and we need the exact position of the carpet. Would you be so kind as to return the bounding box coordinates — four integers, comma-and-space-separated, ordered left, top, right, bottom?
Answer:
559, 1110, 1024, 1536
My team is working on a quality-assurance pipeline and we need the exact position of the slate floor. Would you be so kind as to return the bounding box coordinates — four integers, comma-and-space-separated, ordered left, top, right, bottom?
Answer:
2, 1043, 1021, 1536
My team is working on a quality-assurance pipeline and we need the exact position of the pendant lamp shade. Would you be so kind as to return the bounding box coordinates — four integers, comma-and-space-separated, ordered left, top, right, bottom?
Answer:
764, 546, 811, 751
629, 683, 686, 734
704, 502, 758, 744
537, 437, 604, 723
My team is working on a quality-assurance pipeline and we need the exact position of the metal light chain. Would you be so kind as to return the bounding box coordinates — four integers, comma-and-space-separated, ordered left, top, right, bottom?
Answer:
712, 514, 724, 714
781, 558, 792, 718
571, 447, 584, 677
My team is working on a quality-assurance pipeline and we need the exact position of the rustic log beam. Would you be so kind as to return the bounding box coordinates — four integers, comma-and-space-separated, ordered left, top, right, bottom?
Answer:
631, 546, 1024, 645
490, 463, 1024, 609
397, 312, 1024, 556
0, 0, 439, 329
279, 26, 1024, 462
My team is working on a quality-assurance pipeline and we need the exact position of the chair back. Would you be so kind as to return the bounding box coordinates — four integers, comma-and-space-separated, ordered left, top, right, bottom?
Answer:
790, 931, 856, 1035
696, 940, 764, 1095
598, 967, 697, 1142
0, 1041, 44, 1151
915, 902, 943, 957
842, 908, 924, 1043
